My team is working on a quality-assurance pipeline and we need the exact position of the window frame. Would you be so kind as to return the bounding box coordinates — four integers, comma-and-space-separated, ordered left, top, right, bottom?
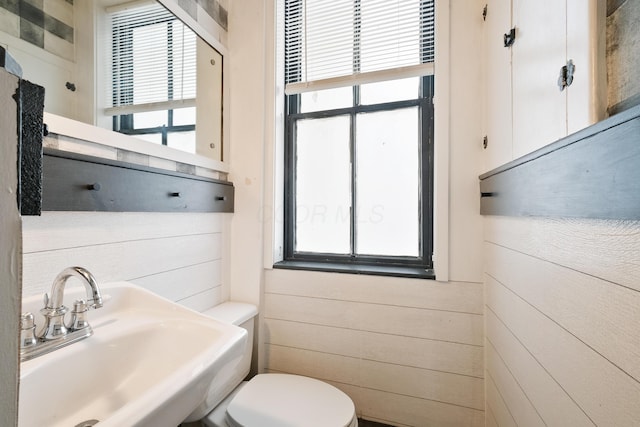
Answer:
281, 75, 435, 274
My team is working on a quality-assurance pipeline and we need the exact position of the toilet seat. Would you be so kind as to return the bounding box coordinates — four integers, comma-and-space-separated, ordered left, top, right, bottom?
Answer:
225, 374, 357, 427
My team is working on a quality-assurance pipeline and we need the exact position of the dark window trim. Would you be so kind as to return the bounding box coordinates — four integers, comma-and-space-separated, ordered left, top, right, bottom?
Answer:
281, 0, 435, 276
280, 75, 434, 272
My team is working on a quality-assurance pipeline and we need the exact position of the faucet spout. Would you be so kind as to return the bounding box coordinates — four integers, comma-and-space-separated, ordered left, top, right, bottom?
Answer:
47, 266, 103, 311
21, 266, 103, 360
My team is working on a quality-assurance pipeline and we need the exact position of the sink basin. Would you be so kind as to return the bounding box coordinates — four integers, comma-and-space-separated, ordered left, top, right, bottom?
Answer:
19, 282, 247, 427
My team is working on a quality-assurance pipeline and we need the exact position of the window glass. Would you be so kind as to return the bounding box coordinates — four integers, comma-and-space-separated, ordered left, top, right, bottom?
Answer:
355, 107, 420, 256
300, 86, 353, 113
135, 133, 163, 145
295, 116, 351, 253
167, 131, 196, 153
133, 111, 166, 128
173, 107, 196, 126
360, 77, 420, 105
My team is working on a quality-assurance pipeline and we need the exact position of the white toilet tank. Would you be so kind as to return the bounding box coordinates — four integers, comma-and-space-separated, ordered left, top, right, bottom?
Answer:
184, 302, 258, 422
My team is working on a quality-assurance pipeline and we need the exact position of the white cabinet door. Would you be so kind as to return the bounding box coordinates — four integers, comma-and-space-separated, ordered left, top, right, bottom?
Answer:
566, 0, 606, 135
512, 0, 567, 159
483, 0, 514, 173
483, 0, 603, 171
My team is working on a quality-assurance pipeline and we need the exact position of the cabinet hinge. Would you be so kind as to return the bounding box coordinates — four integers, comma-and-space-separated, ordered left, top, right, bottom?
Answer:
483, 136, 488, 149
503, 28, 516, 47
482, 5, 488, 21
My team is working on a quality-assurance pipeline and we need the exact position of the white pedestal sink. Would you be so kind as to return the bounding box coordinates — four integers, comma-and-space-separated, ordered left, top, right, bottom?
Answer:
19, 282, 247, 427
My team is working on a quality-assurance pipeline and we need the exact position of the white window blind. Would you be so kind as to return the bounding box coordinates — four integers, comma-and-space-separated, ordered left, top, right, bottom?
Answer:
285, 0, 435, 94
105, 1, 197, 115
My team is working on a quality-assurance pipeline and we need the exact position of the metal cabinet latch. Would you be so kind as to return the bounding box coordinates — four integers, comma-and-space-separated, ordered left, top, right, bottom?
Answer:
503, 28, 516, 47
558, 59, 575, 91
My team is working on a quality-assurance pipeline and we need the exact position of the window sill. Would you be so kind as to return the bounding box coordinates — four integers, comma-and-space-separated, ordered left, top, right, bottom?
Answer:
273, 260, 435, 280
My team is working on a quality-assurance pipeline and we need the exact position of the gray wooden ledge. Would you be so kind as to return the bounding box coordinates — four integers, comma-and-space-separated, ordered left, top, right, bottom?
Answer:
43, 148, 234, 213
479, 104, 640, 220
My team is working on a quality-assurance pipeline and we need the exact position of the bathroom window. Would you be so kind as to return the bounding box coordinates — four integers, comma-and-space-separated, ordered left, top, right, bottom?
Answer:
105, 2, 197, 150
278, 0, 435, 276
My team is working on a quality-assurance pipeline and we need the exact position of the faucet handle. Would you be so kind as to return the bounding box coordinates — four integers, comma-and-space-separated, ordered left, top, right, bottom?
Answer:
20, 313, 38, 348
68, 299, 90, 331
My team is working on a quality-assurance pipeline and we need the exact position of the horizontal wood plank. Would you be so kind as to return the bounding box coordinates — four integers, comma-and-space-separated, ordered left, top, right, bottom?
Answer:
486, 275, 640, 426
484, 215, 640, 292
264, 293, 482, 346
177, 286, 224, 312
264, 268, 483, 314
266, 344, 484, 410
264, 318, 483, 378
22, 233, 222, 297
485, 371, 517, 427
485, 308, 595, 426
485, 339, 545, 427
485, 405, 499, 427
485, 242, 640, 380
130, 260, 222, 302
22, 211, 226, 253
353, 383, 484, 427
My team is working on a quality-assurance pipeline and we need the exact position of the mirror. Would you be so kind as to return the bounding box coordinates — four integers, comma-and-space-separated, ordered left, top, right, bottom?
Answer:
0, 0, 227, 161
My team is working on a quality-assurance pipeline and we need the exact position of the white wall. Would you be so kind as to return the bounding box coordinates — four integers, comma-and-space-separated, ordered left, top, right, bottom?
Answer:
0, 67, 21, 427
225, 0, 487, 425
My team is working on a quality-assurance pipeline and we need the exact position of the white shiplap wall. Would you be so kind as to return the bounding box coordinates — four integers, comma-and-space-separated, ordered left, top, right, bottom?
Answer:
264, 269, 485, 427
483, 216, 640, 426
22, 211, 230, 312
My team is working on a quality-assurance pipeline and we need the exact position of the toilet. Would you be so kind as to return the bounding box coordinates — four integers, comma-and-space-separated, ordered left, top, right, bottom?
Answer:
183, 302, 358, 427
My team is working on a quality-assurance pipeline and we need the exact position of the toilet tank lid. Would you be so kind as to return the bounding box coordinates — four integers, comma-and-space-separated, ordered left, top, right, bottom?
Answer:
202, 302, 258, 325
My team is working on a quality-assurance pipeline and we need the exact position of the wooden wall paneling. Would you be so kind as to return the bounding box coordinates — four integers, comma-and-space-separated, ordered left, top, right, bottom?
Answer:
264, 269, 484, 314
130, 259, 222, 302
177, 286, 224, 312
486, 275, 640, 425
264, 293, 482, 346
264, 319, 361, 359
485, 339, 546, 427
358, 358, 484, 411
485, 307, 595, 426
265, 345, 360, 386
22, 233, 222, 297
266, 343, 483, 411
361, 330, 483, 378
485, 405, 499, 427
265, 317, 483, 378
485, 242, 640, 380
22, 211, 225, 253
485, 371, 517, 427
484, 215, 640, 292
353, 386, 484, 427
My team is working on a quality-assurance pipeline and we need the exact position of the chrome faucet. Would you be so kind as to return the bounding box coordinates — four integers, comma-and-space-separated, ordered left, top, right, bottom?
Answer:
20, 267, 103, 361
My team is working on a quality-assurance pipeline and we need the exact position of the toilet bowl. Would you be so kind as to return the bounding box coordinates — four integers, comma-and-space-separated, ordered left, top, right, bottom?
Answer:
185, 302, 358, 427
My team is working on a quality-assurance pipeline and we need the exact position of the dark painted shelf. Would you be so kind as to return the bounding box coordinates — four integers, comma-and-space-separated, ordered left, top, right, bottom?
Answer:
43, 148, 234, 213
479, 104, 640, 220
